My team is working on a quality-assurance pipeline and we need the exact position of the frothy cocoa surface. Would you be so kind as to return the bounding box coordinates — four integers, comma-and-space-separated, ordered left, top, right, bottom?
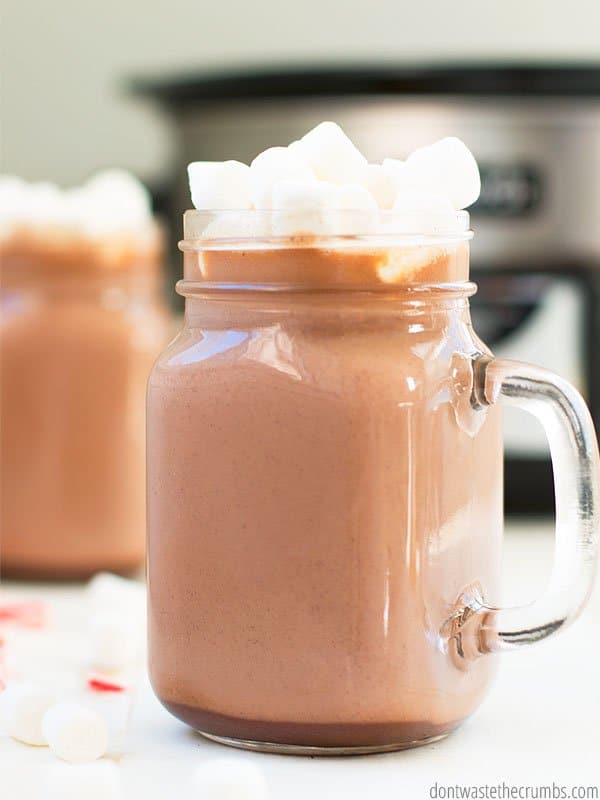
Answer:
183, 238, 469, 287
0, 233, 167, 578
1, 227, 162, 286
147, 242, 502, 749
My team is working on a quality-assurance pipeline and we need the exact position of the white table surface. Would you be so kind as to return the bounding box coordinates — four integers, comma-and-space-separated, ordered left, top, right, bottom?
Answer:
2, 521, 599, 799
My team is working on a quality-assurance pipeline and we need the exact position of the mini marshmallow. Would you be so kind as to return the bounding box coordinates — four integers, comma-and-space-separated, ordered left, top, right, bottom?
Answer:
46, 761, 122, 800
334, 183, 378, 234
286, 140, 305, 160
42, 701, 109, 763
24, 182, 66, 227
295, 121, 367, 185
0, 681, 54, 745
270, 179, 338, 236
87, 613, 141, 672
393, 188, 454, 214
391, 189, 456, 234
381, 158, 407, 186
377, 245, 444, 284
404, 137, 481, 209
188, 161, 252, 210
250, 147, 314, 208
192, 758, 268, 799
0, 175, 28, 233
87, 573, 145, 616
336, 183, 378, 210
76, 169, 153, 235
202, 211, 272, 239
0, 170, 154, 237
362, 164, 397, 210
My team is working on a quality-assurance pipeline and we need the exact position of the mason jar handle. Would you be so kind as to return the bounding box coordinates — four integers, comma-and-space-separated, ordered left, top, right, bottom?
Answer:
448, 357, 600, 659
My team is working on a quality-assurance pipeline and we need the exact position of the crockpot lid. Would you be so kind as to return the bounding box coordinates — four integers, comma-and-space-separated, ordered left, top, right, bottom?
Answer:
132, 63, 600, 105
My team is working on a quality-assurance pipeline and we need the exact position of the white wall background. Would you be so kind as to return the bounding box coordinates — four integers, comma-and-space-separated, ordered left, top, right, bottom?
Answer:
2, 0, 599, 186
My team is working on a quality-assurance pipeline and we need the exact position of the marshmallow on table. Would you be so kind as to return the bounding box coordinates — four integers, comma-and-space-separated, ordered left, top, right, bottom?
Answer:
42, 701, 109, 763
87, 612, 142, 672
270, 179, 338, 236
293, 121, 367, 185
46, 761, 122, 800
193, 758, 268, 799
87, 572, 146, 647
188, 160, 252, 210
250, 146, 314, 208
404, 136, 481, 209
87, 572, 145, 617
0, 682, 54, 745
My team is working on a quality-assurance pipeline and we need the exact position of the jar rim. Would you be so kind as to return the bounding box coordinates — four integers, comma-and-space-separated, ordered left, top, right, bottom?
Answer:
177, 279, 478, 299
180, 209, 472, 250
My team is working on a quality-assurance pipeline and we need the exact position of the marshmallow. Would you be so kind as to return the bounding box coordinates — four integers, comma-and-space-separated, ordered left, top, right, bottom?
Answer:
46, 761, 122, 800
25, 182, 66, 227
76, 169, 153, 235
270, 179, 337, 236
295, 121, 367, 185
362, 164, 397, 210
202, 211, 272, 239
391, 189, 456, 234
393, 188, 454, 214
0, 682, 54, 745
381, 158, 407, 186
188, 161, 252, 210
87, 573, 145, 617
0, 170, 154, 237
404, 137, 481, 209
87, 612, 141, 672
334, 183, 378, 234
184, 125, 480, 236
250, 147, 314, 208
0, 175, 28, 233
336, 183, 378, 211
192, 758, 268, 799
377, 246, 444, 284
42, 702, 109, 763
287, 140, 305, 160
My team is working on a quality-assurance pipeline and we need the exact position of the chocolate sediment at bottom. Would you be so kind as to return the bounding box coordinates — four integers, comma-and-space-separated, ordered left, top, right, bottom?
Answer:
160, 700, 463, 749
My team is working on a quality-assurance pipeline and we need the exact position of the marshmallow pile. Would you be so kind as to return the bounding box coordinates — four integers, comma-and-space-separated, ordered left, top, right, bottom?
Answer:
188, 122, 480, 238
0, 169, 154, 239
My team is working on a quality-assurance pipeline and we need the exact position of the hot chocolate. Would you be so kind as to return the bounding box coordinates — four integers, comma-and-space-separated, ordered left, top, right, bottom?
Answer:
147, 239, 503, 751
0, 172, 168, 578
147, 123, 600, 754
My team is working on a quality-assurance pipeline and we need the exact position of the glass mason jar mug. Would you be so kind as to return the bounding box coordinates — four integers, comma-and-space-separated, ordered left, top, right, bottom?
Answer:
147, 210, 600, 755
1, 234, 168, 578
